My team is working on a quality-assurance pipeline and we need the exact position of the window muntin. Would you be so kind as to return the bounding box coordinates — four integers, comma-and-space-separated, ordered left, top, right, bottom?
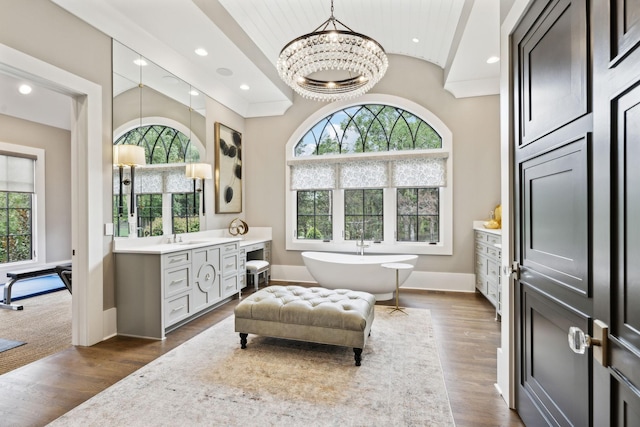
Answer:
114, 125, 200, 164
0, 191, 32, 264
136, 194, 163, 237
397, 188, 439, 243
297, 190, 332, 240
112, 195, 129, 237
171, 193, 200, 234
294, 105, 442, 156
344, 189, 383, 241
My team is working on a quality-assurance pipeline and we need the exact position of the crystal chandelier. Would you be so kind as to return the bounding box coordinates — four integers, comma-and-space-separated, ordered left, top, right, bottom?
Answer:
277, 0, 388, 102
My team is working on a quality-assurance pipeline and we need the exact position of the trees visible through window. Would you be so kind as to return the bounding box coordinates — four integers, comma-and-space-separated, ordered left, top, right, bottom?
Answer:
137, 194, 163, 237
297, 190, 332, 240
295, 105, 441, 156
286, 99, 452, 254
0, 191, 32, 263
114, 124, 202, 237
172, 193, 199, 234
397, 188, 439, 242
345, 189, 383, 241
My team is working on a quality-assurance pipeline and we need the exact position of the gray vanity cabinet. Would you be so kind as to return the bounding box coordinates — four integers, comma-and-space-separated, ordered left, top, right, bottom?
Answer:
474, 229, 502, 317
115, 241, 240, 339
192, 246, 221, 311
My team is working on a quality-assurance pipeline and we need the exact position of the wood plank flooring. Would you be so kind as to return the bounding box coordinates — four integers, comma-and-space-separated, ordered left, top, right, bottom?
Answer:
0, 283, 523, 426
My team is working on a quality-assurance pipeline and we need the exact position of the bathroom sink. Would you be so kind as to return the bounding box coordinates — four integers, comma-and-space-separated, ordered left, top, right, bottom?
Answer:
176, 240, 211, 246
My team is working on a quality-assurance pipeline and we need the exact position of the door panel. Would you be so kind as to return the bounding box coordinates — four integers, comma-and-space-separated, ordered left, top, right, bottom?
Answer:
612, 0, 640, 62
521, 138, 589, 296
519, 0, 587, 146
521, 285, 589, 426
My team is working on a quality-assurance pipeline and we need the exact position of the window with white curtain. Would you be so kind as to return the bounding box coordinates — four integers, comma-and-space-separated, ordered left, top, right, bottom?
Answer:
285, 97, 453, 255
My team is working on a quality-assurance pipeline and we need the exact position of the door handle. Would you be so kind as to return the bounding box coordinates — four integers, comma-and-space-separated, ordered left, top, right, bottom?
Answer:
567, 319, 608, 367
503, 261, 520, 280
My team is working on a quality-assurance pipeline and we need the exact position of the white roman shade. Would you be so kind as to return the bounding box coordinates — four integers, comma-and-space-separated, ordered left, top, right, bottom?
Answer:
290, 163, 336, 190
340, 160, 388, 188
0, 154, 35, 192
392, 157, 447, 187
289, 153, 448, 190
112, 164, 195, 194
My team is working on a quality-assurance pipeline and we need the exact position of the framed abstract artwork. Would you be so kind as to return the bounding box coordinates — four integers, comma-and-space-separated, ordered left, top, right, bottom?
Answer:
214, 122, 242, 213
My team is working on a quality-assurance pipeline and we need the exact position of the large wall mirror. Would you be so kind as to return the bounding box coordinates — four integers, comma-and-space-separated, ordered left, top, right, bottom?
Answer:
112, 40, 208, 238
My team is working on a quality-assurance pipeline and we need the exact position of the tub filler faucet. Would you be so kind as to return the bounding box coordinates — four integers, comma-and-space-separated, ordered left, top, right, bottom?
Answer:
356, 232, 369, 256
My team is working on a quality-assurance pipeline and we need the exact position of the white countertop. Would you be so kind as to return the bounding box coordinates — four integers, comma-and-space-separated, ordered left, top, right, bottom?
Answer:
113, 237, 241, 254
113, 227, 272, 255
473, 221, 502, 235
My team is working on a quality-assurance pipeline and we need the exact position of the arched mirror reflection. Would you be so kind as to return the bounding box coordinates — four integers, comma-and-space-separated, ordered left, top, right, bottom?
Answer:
112, 40, 207, 238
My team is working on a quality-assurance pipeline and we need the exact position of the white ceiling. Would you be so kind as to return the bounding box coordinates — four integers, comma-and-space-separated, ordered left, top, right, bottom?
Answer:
1, 0, 501, 128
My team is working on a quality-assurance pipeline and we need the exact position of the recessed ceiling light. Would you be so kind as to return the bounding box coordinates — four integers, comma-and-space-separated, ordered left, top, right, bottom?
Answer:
189, 89, 199, 96
18, 84, 32, 95
217, 68, 233, 77
133, 58, 148, 66
412, 38, 419, 43
486, 56, 500, 64
195, 48, 208, 57
240, 84, 250, 91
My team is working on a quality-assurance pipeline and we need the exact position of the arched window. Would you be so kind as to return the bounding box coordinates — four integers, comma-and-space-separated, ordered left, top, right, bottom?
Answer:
113, 124, 202, 237
285, 95, 452, 255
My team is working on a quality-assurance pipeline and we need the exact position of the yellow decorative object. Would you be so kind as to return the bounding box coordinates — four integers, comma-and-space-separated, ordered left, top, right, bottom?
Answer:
483, 210, 500, 229
494, 204, 502, 226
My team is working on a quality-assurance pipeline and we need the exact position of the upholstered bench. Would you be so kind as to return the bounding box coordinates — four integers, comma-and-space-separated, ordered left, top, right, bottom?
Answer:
245, 260, 269, 290
234, 285, 376, 366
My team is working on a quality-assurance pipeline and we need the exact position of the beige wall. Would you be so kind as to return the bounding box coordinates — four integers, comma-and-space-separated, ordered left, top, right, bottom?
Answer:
0, 114, 72, 264
0, 0, 114, 307
244, 54, 501, 274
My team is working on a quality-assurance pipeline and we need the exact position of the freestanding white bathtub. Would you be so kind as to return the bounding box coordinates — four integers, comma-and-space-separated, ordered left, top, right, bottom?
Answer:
301, 251, 418, 301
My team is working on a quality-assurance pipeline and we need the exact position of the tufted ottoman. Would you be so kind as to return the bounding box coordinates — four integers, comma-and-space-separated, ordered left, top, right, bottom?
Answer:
234, 285, 376, 366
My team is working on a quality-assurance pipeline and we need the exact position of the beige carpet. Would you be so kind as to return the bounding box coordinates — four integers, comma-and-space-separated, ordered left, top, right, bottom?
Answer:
49, 306, 454, 426
0, 290, 72, 375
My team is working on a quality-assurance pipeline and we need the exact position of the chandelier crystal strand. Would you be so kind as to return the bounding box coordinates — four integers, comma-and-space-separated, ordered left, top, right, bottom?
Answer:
277, 1, 388, 102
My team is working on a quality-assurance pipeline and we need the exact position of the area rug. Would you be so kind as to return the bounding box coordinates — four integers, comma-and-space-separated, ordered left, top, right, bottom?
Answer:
0, 290, 71, 375
0, 338, 25, 353
48, 306, 455, 426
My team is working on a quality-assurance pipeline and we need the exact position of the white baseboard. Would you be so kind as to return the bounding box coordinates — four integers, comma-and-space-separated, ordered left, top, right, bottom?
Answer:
271, 265, 475, 293
103, 307, 117, 340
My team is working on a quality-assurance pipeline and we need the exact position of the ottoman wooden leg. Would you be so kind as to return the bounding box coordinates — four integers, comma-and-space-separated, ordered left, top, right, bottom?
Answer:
240, 333, 248, 349
353, 348, 363, 366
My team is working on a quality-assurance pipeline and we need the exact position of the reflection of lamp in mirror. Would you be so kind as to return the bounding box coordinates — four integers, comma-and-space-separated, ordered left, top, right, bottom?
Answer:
185, 163, 212, 215
114, 145, 146, 216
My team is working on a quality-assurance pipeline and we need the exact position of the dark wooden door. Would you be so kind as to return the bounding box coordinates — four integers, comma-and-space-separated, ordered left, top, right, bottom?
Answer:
513, 0, 640, 425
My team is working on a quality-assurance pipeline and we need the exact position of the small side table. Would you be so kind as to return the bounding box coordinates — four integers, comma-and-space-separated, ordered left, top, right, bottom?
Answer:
382, 263, 414, 315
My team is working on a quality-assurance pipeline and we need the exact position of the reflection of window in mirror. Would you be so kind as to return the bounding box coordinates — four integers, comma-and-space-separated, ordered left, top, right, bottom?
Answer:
112, 40, 207, 237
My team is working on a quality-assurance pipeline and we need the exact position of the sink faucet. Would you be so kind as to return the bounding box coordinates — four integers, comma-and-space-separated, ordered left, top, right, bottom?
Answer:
355, 230, 369, 255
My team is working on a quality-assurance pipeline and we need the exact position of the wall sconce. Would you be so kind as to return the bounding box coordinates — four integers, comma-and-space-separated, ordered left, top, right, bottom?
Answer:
185, 163, 213, 215
114, 145, 146, 216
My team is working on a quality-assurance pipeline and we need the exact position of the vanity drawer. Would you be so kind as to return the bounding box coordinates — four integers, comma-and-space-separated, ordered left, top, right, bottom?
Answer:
222, 274, 238, 297
164, 266, 191, 297
222, 253, 238, 276
163, 250, 191, 268
222, 242, 238, 254
165, 292, 191, 326
487, 259, 500, 280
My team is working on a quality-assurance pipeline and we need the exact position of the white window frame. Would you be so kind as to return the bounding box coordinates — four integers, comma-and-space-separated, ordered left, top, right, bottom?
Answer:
0, 141, 46, 269
285, 94, 453, 255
